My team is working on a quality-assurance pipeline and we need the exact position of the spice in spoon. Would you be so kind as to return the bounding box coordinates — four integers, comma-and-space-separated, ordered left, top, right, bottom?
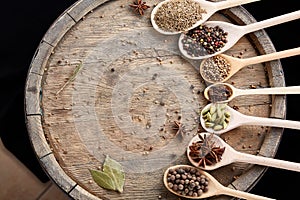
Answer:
188, 133, 225, 168
153, 0, 206, 32
201, 103, 230, 131
166, 166, 209, 197
206, 83, 233, 103
181, 25, 228, 57
200, 55, 231, 82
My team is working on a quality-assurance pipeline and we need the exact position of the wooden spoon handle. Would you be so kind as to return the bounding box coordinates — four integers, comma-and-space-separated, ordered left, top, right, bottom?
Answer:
241, 47, 300, 66
244, 10, 300, 34
221, 185, 275, 200
213, 0, 260, 10
241, 115, 300, 130
236, 86, 300, 96
235, 151, 300, 172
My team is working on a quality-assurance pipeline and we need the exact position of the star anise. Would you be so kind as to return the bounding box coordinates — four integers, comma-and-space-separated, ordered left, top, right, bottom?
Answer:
172, 120, 185, 141
129, 0, 150, 16
189, 133, 225, 168
173, 120, 185, 134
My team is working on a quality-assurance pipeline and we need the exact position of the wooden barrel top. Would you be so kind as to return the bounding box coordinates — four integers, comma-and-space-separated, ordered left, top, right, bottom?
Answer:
25, 0, 286, 199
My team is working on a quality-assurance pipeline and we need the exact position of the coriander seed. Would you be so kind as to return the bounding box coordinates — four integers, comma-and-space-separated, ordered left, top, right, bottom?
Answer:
153, 0, 206, 32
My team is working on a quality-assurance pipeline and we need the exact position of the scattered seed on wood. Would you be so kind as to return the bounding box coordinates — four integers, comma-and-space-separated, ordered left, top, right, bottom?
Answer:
233, 105, 239, 110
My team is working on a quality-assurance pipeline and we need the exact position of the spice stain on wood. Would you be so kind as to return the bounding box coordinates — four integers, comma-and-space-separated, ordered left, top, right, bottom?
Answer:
25, 0, 286, 199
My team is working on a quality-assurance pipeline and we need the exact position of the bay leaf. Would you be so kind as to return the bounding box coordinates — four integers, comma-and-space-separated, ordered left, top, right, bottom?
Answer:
89, 155, 125, 193
103, 155, 125, 193
89, 169, 116, 191
103, 155, 123, 171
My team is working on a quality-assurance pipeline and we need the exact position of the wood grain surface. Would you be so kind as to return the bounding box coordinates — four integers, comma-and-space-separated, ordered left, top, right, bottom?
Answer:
25, 0, 286, 199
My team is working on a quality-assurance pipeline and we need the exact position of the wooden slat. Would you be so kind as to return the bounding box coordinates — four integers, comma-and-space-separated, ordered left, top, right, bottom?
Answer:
25, 73, 42, 115
40, 154, 77, 194
26, 115, 52, 158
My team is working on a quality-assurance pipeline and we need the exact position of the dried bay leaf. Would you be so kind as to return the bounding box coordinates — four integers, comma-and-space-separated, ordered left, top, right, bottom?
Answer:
103, 155, 125, 193
103, 155, 123, 171
89, 155, 125, 193
89, 169, 116, 191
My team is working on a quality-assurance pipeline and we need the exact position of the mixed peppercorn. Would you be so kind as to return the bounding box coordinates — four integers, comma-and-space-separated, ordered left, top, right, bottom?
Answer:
181, 24, 228, 57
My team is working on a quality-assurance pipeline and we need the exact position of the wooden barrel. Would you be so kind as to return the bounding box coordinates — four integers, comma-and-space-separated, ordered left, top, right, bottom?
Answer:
25, 0, 286, 199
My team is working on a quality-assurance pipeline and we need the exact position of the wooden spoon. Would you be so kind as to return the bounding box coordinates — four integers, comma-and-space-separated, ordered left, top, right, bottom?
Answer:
179, 10, 300, 59
163, 164, 274, 200
199, 47, 300, 83
200, 103, 300, 135
150, 0, 260, 35
203, 82, 300, 103
187, 132, 300, 173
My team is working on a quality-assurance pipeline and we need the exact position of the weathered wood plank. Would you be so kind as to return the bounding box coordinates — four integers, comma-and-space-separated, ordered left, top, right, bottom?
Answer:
25, 73, 42, 115
29, 41, 54, 75
69, 185, 101, 200
40, 154, 77, 193
26, 115, 52, 158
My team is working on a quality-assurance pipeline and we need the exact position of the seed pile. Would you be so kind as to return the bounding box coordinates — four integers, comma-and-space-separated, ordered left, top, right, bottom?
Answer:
166, 166, 209, 197
207, 84, 233, 103
201, 103, 230, 131
154, 0, 206, 32
181, 25, 228, 57
201, 55, 231, 82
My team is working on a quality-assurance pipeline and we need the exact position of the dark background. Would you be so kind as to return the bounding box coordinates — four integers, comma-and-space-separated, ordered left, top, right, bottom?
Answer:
0, 0, 299, 199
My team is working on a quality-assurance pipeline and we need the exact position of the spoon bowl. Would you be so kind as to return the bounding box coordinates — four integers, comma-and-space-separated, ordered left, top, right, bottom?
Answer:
151, 0, 260, 35
163, 164, 274, 199
187, 132, 300, 173
204, 82, 300, 103
199, 47, 300, 83
200, 103, 300, 134
179, 10, 300, 59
